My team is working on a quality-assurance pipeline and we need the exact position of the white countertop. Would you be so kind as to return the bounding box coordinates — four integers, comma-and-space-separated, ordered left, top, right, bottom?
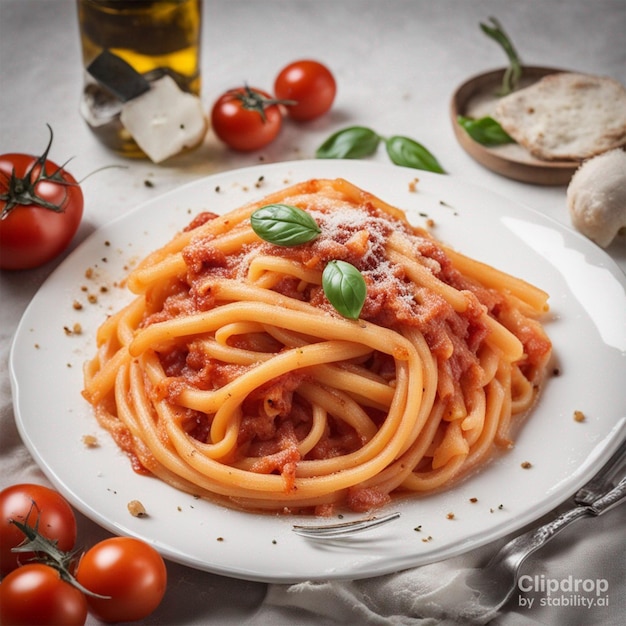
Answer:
1, 1, 624, 624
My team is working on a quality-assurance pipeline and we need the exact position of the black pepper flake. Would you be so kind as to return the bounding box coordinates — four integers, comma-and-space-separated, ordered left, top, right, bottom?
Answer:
144, 179, 154, 188
413, 525, 422, 532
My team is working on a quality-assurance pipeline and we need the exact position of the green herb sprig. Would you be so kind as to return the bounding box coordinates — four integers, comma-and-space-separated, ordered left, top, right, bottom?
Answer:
480, 17, 522, 96
322, 260, 367, 320
250, 204, 367, 319
250, 203, 321, 246
315, 126, 381, 159
316, 126, 445, 174
457, 115, 514, 146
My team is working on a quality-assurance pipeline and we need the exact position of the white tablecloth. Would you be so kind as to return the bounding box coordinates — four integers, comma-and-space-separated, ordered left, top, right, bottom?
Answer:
1, 1, 624, 624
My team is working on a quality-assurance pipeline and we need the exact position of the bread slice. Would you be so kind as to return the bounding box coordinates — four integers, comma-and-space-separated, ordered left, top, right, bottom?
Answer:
494, 72, 626, 161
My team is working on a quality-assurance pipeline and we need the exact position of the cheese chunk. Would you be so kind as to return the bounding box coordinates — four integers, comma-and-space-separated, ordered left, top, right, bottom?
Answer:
120, 75, 207, 163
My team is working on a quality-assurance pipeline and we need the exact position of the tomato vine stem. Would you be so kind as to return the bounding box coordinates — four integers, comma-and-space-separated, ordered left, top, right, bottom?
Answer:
9, 504, 109, 599
234, 85, 296, 122
0, 124, 78, 219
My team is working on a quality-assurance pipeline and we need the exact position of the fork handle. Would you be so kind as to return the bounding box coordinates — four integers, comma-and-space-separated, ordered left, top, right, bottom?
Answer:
504, 476, 626, 568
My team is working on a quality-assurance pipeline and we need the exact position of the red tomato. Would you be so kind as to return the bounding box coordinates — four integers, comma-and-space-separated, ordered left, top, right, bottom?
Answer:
0, 127, 84, 271
274, 60, 336, 121
211, 86, 284, 151
75, 537, 167, 622
0, 483, 77, 576
0, 563, 88, 626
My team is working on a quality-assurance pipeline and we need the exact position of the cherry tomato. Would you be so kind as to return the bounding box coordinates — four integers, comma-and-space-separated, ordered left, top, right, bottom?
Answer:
75, 537, 167, 622
0, 126, 84, 271
0, 563, 88, 626
211, 86, 284, 151
274, 60, 336, 121
0, 483, 77, 576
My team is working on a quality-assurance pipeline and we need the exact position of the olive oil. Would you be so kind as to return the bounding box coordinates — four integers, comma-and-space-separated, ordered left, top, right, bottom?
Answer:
77, 0, 202, 157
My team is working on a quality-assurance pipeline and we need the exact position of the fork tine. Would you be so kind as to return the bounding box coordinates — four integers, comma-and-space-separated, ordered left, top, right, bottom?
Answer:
292, 512, 400, 538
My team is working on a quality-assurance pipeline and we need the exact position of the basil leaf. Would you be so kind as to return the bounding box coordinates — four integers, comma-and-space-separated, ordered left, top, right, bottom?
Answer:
316, 126, 381, 159
251, 204, 321, 247
385, 136, 445, 173
322, 260, 367, 320
457, 115, 515, 146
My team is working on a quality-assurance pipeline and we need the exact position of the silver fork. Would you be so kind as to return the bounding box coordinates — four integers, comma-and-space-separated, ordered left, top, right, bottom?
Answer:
458, 441, 626, 621
292, 511, 401, 538
290, 442, 626, 622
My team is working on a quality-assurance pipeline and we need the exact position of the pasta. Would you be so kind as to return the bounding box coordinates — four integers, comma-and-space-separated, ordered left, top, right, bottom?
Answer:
82, 178, 552, 514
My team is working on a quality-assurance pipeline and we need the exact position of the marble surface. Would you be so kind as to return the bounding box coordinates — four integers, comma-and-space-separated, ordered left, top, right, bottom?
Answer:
1, 1, 624, 624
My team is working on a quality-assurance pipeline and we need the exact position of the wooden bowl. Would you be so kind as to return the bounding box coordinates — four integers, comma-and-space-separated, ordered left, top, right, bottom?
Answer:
450, 66, 580, 186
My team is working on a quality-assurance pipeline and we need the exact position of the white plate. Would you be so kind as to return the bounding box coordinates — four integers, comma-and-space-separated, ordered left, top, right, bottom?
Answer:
10, 160, 626, 583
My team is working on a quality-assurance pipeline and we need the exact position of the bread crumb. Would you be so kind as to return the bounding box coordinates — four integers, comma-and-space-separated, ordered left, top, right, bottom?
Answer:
573, 410, 586, 423
128, 500, 148, 517
82, 434, 99, 448
521, 461, 532, 469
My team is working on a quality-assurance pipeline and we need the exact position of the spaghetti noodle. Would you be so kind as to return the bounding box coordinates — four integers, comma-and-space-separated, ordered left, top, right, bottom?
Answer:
82, 178, 552, 514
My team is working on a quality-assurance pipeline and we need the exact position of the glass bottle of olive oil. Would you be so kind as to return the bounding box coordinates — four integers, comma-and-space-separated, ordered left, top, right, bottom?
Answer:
77, 0, 202, 157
